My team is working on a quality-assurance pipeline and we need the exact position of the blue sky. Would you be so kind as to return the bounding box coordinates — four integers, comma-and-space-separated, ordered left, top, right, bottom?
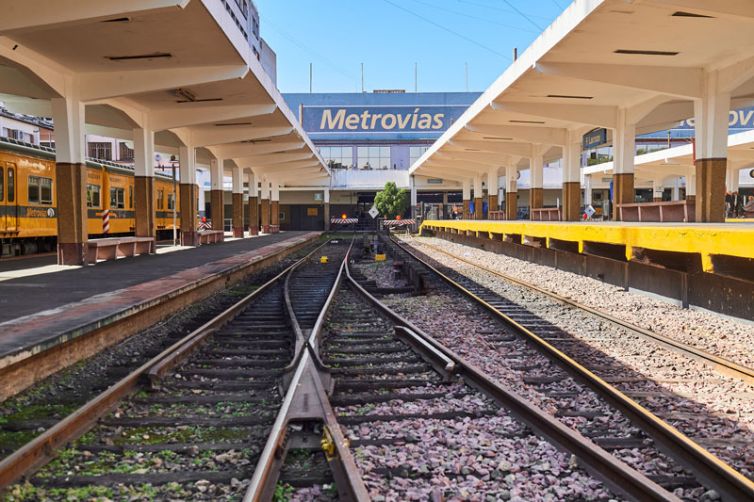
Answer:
254, 0, 567, 94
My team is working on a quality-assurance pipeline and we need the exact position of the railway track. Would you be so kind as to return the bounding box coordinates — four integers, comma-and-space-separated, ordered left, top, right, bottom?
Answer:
403, 236, 754, 385
380, 233, 754, 501
0, 239, 353, 501
2, 233, 750, 500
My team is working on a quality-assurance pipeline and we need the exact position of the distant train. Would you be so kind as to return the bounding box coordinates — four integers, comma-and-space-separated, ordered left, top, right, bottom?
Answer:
0, 139, 186, 257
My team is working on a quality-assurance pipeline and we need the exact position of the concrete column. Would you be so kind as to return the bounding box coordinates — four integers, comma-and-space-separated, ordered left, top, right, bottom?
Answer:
487, 168, 499, 212
210, 158, 225, 231
270, 182, 280, 233
530, 145, 544, 219
652, 179, 664, 202
473, 176, 483, 219
686, 165, 697, 203
323, 188, 330, 231
505, 165, 517, 220
462, 179, 471, 219
726, 165, 740, 193
231, 166, 244, 238
179, 145, 198, 246
562, 133, 582, 221
672, 178, 681, 202
410, 175, 418, 219
247, 171, 259, 235
693, 71, 730, 222
51, 97, 87, 265
133, 128, 155, 238
260, 179, 270, 233
613, 108, 636, 220
584, 174, 593, 206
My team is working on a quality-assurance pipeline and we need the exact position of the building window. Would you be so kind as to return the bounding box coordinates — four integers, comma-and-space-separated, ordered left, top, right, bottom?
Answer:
168, 192, 176, 210
319, 146, 353, 169
357, 146, 391, 170
110, 188, 125, 209
28, 176, 53, 205
87, 184, 101, 208
119, 142, 134, 161
157, 189, 164, 210
88, 142, 112, 160
409, 146, 430, 167
1, 128, 32, 143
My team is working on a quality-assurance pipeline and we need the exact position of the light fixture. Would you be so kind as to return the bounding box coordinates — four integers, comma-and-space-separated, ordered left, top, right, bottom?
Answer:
614, 49, 679, 56
107, 52, 172, 61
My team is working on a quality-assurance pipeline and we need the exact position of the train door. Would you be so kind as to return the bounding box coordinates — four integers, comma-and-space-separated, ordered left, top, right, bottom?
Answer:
2, 163, 18, 233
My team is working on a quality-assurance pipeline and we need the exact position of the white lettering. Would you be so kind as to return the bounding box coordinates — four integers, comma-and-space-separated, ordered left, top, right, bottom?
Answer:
320, 109, 346, 130
382, 114, 397, 129
431, 114, 445, 130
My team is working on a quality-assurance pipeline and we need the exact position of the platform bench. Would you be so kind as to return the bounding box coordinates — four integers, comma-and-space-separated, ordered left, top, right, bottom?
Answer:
618, 201, 695, 222
488, 210, 507, 220
531, 208, 562, 221
86, 237, 155, 265
198, 230, 225, 245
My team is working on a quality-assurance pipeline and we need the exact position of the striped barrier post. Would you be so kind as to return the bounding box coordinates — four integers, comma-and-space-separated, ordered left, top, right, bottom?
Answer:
102, 209, 110, 235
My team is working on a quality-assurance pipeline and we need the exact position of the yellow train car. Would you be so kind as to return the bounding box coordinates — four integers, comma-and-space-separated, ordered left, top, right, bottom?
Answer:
0, 140, 186, 256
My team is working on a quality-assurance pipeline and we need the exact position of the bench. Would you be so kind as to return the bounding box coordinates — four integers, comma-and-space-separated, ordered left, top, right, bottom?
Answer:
618, 201, 695, 222
531, 208, 562, 221
198, 230, 225, 245
488, 210, 506, 220
86, 237, 155, 265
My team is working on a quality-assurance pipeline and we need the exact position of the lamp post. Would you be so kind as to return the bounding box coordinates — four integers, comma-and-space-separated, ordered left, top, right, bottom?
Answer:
170, 158, 179, 247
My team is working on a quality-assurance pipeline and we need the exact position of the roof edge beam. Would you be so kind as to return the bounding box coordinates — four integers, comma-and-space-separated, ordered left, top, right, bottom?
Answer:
465, 124, 567, 145
151, 103, 276, 130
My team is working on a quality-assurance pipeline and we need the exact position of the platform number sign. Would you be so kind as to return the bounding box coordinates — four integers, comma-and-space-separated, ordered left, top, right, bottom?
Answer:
368, 205, 379, 219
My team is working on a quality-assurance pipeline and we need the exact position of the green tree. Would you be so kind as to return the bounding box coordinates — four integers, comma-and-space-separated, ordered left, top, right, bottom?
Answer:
374, 181, 409, 219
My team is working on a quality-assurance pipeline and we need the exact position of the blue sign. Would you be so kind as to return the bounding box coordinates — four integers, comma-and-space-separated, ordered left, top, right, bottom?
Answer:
678, 107, 754, 130
583, 128, 607, 149
301, 105, 468, 135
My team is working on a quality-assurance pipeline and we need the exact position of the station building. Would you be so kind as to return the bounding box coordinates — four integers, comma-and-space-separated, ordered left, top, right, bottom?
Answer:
274, 91, 479, 229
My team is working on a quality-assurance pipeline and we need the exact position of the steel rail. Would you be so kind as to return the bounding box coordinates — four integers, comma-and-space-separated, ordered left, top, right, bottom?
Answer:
388, 234, 754, 501
245, 237, 369, 502
0, 239, 330, 492
343, 253, 678, 502
409, 237, 754, 385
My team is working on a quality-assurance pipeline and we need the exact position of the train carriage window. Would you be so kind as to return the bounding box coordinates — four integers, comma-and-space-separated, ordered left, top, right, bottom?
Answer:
157, 189, 164, 210
0, 167, 4, 201
40, 177, 52, 204
87, 184, 101, 208
7, 167, 14, 203
28, 176, 40, 203
129, 186, 133, 209
110, 188, 125, 209
167, 193, 176, 210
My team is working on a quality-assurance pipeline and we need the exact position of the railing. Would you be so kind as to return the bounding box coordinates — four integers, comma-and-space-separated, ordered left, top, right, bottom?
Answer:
531, 208, 562, 221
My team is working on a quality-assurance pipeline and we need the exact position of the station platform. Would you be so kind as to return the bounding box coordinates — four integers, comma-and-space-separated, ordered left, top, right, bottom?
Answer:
0, 231, 320, 399
421, 220, 754, 273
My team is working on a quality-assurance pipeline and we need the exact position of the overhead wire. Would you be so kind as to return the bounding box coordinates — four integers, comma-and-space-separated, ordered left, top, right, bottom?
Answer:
405, 0, 538, 34
380, 0, 511, 60
500, 0, 545, 31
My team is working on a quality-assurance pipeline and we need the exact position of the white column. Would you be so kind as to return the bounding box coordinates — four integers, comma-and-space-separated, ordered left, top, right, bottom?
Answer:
271, 181, 280, 202
487, 168, 499, 196
232, 166, 243, 194
726, 165, 740, 193
179, 145, 196, 182
505, 165, 517, 193
324, 188, 330, 204
652, 179, 664, 201
247, 170, 258, 198
50, 97, 85, 164
462, 179, 471, 200
563, 131, 582, 183
473, 175, 483, 199
613, 108, 636, 176
686, 166, 696, 197
672, 178, 681, 201
410, 175, 417, 218
133, 128, 155, 177
584, 174, 593, 206
530, 146, 544, 190
210, 158, 224, 190
260, 177, 270, 200
694, 71, 731, 161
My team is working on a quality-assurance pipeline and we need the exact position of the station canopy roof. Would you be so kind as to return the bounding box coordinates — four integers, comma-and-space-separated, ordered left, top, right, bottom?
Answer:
0, 0, 328, 184
411, 0, 754, 181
